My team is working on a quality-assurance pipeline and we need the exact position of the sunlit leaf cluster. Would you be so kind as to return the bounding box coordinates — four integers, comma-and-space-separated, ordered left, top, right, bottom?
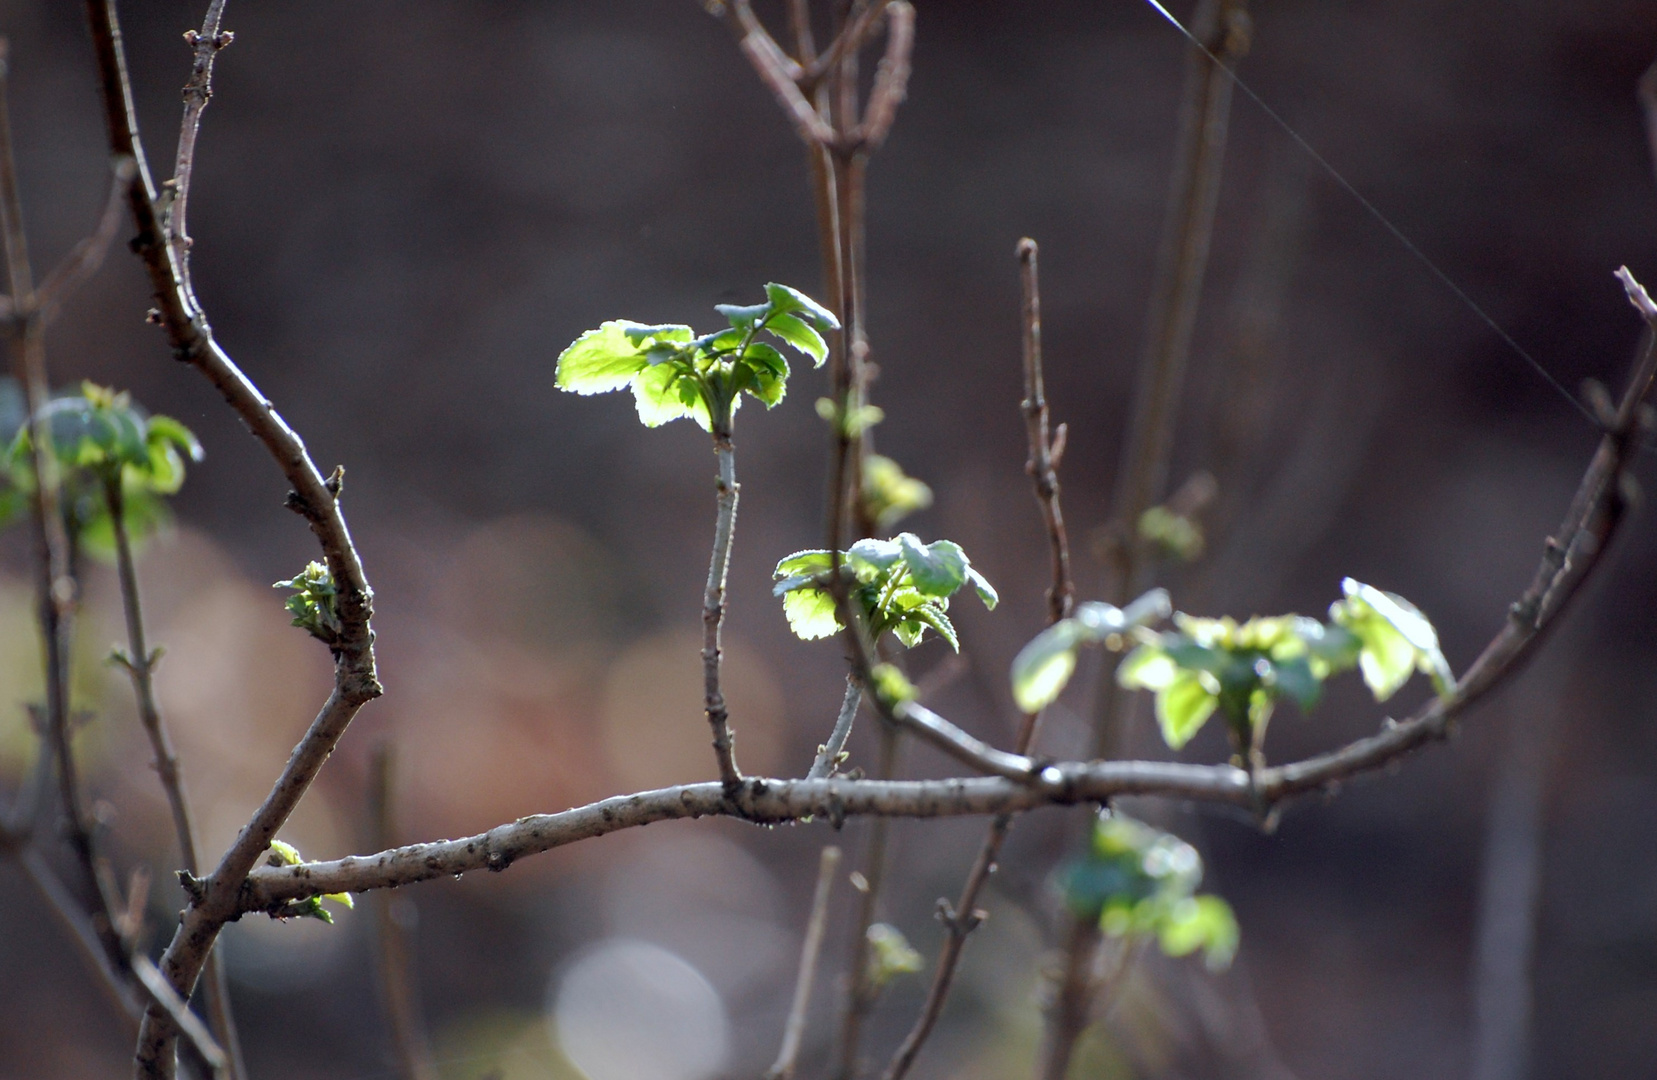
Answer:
1061, 813, 1238, 972
0, 380, 203, 556
555, 283, 839, 432
1117, 578, 1454, 752
1009, 589, 1172, 713
773, 533, 998, 651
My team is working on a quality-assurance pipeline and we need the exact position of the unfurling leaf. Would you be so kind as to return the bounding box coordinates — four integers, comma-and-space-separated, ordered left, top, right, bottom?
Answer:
1329, 578, 1454, 701
274, 561, 343, 646
1008, 590, 1171, 713
864, 923, 923, 990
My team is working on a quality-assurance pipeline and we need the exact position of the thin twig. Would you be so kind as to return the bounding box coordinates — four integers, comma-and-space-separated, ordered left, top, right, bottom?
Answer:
834, 721, 899, 1080
1017, 239, 1074, 625
168, 0, 230, 310
766, 845, 844, 1080
853, 2, 912, 151
81, 4, 382, 1074
810, 675, 864, 779
1639, 56, 1657, 188
368, 744, 439, 1080
0, 31, 134, 1014
883, 240, 1075, 1079
105, 472, 248, 1080
704, 433, 744, 790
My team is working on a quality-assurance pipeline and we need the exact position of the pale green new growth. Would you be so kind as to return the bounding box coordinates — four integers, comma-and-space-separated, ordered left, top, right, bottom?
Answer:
274, 562, 343, 647
554, 283, 839, 432
1061, 813, 1238, 972
772, 533, 997, 652
864, 923, 924, 990
0, 379, 205, 556
1090, 578, 1455, 753
264, 841, 353, 923
1009, 590, 1172, 713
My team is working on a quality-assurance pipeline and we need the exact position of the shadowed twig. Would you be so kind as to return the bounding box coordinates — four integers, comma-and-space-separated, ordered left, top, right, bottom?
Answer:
882, 238, 1076, 1080
766, 845, 843, 1080
105, 473, 247, 1080
810, 676, 864, 780
368, 745, 439, 1080
704, 430, 744, 789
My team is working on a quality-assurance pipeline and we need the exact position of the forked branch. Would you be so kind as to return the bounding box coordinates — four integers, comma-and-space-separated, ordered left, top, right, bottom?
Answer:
81, 2, 381, 1075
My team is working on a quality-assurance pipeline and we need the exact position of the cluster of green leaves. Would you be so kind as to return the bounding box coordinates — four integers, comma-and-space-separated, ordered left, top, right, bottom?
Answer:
0, 380, 203, 556
264, 841, 353, 923
1061, 813, 1238, 972
555, 283, 839, 432
863, 922, 924, 991
773, 533, 998, 651
1009, 589, 1172, 713
1117, 578, 1454, 751
274, 561, 342, 646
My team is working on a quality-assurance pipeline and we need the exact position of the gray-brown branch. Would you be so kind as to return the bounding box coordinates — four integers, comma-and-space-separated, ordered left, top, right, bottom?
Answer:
81, 4, 381, 1075
705, 435, 743, 790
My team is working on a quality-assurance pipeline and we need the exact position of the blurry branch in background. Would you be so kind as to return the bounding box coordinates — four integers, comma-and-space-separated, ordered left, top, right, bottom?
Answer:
0, 35, 236, 1078
834, 722, 900, 1080
1052, 1, 1252, 1075
765, 845, 843, 1080
105, 460, 247, 1080
1468, 661, 1560, 1080
82, 1, 384, 1074
367, 745, 439, 1080
884, 238, 1075, 1080
1639, 54, 1657, 187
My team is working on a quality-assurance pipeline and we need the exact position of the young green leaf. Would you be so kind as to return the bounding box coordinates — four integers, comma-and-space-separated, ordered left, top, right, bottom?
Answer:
1329, 578, 1454, 700
764, 282, 841, 331
897, 533, 968, 597
763, 312, 828, 366
1010, 619, 1087, 713
864, 923, 923, 990
555, 321, 657, 395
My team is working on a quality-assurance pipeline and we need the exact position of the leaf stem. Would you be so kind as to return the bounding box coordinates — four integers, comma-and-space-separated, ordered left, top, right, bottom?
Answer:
705, 431, 744, 791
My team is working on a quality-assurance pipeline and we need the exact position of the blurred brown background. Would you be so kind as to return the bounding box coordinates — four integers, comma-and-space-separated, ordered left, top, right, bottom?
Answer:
0, 1, 1654, 1077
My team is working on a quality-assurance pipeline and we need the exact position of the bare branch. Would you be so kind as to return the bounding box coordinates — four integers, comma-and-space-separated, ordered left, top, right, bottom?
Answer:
808, 675, 864, 779
833, 722, 899, 1080
884, 241, 1076, 1079
1640, 56, 1657, 188
765, 845, 843, 1080
1017, 238, 1075, 624
853, 1, 913, 150
168, 0, 231, 302
805, 0, 893, 88
105, 474, 249, 1080
736, 22, 839, 147
80, 3, 382, 1073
